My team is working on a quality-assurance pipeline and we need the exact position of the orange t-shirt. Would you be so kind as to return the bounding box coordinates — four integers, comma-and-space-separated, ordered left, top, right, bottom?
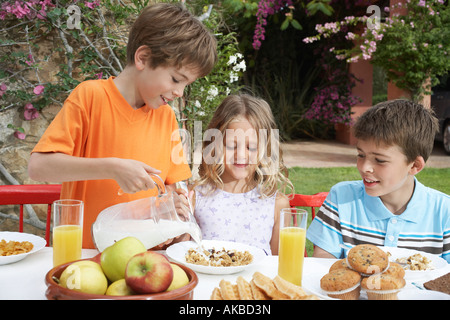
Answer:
32, 77, 191, 248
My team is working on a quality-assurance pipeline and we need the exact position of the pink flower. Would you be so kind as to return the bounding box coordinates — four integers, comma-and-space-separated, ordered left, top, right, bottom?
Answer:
85, 0, 100, 9
24, 103, 39, 120
0, 82, 6, 97
374, 33, 383, 41
345, 32, 355, 40
33, 85, 44, 95
14, 131, 26, 140
25, 54, 34, 66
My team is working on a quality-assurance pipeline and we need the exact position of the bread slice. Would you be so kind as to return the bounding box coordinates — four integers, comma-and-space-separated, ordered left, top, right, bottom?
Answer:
423, 272, 450, 295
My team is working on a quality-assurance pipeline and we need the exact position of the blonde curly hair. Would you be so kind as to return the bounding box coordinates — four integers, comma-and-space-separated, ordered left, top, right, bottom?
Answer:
195, 94, 294, 198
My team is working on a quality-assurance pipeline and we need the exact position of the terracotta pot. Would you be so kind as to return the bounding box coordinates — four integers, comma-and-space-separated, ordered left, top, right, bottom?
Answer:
45, 255, 198, 300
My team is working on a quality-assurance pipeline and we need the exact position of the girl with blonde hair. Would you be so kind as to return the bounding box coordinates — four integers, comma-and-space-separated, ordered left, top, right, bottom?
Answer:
192, 94, 294, 255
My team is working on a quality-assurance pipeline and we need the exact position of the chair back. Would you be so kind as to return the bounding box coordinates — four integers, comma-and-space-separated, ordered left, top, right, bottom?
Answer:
0, 184, 62, 246
289, 192, 328, 220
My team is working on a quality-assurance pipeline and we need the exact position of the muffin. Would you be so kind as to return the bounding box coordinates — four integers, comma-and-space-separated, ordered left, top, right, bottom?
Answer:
320, 269, 361, 300
361, 274, 406, 300
329, 259, 351, 272
347, 244, 389, 275
383, 262, 405, 279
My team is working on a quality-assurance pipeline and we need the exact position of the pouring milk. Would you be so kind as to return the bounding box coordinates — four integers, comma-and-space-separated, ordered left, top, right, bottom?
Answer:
93, 218, 202, 252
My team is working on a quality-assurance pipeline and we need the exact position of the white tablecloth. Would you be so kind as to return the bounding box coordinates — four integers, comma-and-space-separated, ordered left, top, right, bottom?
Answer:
0, 247, 449, 300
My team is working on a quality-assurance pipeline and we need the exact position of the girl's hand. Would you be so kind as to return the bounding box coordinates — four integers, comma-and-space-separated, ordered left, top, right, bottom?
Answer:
172, 189, 191, 221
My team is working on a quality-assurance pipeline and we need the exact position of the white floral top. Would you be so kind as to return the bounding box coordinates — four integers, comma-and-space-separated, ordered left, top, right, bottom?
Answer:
194, 185, 276, 255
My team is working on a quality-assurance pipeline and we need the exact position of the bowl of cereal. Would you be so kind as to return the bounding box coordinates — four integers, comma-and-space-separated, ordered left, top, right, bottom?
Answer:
381, 246, 448, 280
166, 240, 266, 274
0, 231, 46, 265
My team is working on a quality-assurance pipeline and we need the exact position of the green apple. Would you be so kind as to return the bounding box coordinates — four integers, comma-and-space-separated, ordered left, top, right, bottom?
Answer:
105, 279, 135, 296
59, 261, 108, 295
125, 251, 173, 294
100, 237, 146, 282
65, 260, 103, 272
166, 263, 189, 291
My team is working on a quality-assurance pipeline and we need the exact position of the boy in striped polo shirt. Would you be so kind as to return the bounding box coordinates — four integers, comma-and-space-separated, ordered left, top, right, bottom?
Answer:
307, 100, 450, 262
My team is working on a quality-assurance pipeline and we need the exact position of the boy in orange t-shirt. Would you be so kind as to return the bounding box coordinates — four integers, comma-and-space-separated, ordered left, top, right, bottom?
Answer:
28, 3, 217, 249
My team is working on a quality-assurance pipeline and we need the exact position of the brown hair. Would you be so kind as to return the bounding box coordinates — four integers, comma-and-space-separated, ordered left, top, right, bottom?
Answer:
127, 3, 217, 77
196, 94, 294, 198
353, 99, 439, 162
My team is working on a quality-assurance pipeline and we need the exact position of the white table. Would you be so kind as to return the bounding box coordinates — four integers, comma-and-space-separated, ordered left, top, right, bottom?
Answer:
0, 247, 449, 300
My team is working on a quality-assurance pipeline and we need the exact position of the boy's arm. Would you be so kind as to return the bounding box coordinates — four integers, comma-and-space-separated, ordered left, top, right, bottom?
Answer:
28, 152, 161, 194
306, 184, 346, 259
313, 245, 336, 259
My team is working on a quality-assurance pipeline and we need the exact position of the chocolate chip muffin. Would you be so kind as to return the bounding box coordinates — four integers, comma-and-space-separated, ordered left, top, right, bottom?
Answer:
329, 259, 351, 272
320, 269, 361, 300
361, 274, 406, 300
383, 262, 405, 279
347, 244, 389, 275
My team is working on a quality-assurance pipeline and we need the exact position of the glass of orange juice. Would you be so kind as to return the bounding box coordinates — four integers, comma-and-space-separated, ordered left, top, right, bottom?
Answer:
278, 208, 307, 286
52, 199, 84, 266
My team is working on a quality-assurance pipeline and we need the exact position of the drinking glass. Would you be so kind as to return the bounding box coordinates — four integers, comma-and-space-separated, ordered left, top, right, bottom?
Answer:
278, 208, 307, 286
52, 199, 84, 267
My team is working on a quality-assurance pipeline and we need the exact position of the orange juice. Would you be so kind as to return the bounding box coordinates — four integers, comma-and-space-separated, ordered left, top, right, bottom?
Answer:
278, 227, 306, 286
53, 225, 82, 267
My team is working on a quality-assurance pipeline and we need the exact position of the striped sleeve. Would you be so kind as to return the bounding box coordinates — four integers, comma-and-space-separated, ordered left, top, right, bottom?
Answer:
443, 225, 450, 262
306, 196, 344, 258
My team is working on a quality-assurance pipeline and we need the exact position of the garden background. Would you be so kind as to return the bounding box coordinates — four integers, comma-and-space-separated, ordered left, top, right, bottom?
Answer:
0, 0, 449, 240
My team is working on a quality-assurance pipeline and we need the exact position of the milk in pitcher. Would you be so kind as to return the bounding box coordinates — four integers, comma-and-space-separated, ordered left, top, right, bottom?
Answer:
93, 218, 202, 251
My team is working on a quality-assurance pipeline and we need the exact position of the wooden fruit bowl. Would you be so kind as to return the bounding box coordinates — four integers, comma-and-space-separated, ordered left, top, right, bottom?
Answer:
45, 255, 198, 300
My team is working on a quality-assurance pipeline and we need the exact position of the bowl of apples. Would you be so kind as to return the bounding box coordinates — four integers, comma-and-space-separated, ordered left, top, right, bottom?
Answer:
45, 237, 198, 300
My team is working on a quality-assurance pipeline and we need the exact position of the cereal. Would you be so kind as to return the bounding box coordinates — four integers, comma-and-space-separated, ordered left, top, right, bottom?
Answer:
0, 239, 34, 256
185, 247, 253, 267
396, 253, 434, 271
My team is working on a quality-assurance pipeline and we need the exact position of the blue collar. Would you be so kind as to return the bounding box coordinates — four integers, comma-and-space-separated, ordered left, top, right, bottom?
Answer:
364, 177, 422, 223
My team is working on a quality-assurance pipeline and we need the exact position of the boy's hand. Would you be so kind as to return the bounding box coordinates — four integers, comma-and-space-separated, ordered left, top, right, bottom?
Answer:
113, 158, 161, 194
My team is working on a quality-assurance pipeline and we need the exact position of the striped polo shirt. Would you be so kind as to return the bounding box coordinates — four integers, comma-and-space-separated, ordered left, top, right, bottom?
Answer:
306, 179, 450, 262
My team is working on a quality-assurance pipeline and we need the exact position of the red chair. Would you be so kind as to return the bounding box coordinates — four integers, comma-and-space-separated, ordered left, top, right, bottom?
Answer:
288, 192, 328, 256
289, 192, 328, 220
0, 184, 62, 246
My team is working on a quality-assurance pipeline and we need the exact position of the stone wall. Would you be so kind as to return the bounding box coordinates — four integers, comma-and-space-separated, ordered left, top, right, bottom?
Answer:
0, 2, 135, 234
0, 102, 60, 235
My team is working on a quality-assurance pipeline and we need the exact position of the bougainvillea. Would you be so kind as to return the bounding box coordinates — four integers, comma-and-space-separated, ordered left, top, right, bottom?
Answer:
0, 0, 103, 139
304, 57, 361, 125
303, 0, 450, 100
253, 0, 293, 50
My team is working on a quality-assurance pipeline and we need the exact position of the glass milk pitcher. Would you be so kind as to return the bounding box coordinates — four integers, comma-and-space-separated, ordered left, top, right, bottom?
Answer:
92, 175, 202, 251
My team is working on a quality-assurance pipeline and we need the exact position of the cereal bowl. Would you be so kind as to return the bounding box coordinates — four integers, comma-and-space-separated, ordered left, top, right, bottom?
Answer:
0, 232, 46, 265
166, 240, 266, 275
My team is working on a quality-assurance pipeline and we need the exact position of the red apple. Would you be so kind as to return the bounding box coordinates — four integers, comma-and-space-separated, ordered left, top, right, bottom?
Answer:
124, 251, 173, 294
